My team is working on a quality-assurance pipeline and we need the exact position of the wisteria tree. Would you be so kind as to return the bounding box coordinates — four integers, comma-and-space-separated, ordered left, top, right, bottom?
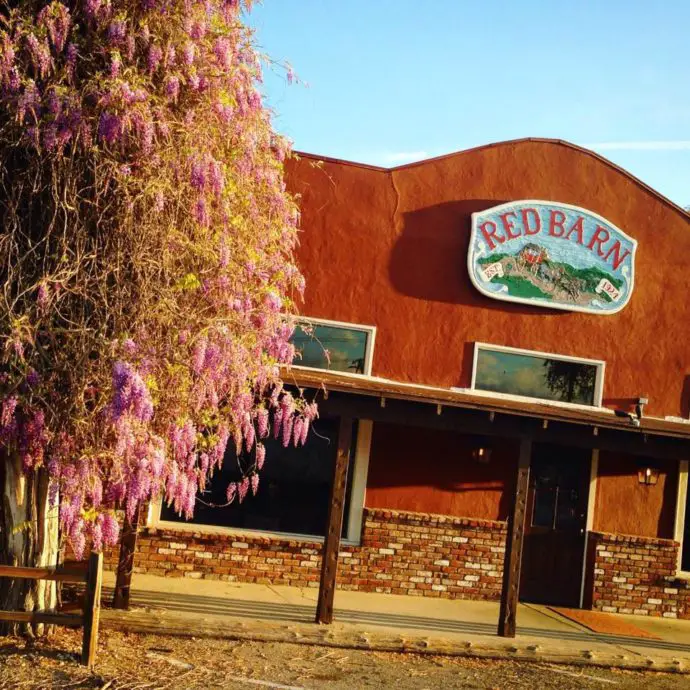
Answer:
0, 0, 315, 624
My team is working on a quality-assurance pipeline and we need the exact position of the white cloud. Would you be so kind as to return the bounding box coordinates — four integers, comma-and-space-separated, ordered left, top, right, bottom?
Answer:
585, 140, 690, 151
378, 150, 429, 164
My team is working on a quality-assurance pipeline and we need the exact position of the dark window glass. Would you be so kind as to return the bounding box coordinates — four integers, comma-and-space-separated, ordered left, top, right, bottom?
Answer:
532, 465, 558, 528
291, 323, 370, 374
556, 487, 582, 531
682, 483, 690, 571
530, 447, 588, 532
532, 486, 557, 528
475, 348, 598, 406
161, 418, 358, 539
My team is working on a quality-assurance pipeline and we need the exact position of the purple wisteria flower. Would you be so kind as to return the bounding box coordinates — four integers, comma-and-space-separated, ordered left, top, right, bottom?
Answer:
238, 476, 249, 502
148, 44, 163, 74
256, 442, 266, 470
107, 20, 127, 44
26, 369, 40, 387
195, 198, 209, 227
182, 42, 195, 65
98, 112, 121, 146
165, 75, 180, 102
101, 513, 120, 545
26, 34, 52, 79
190, 156, 206, 189
110, 360, 154, 423
256, 408, 269, 437
213, 37, 233, 70
110, 51, 122, 78
37, 282, 50, 310
65, 43, 77, 80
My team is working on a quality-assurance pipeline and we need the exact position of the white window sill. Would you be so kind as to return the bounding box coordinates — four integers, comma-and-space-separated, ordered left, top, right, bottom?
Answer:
672, 572, 690, 581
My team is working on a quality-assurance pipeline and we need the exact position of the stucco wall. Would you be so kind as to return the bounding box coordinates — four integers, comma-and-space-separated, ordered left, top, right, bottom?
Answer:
286, 139, 690, 419
593, 451, 678, 539
365, 423, 517, 521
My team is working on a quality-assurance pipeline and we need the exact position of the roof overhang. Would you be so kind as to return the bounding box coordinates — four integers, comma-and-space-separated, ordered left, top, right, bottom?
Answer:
282, 366, 690, 443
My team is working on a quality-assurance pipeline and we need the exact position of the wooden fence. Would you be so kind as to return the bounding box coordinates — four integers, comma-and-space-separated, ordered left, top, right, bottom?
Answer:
0, 552, 103, 667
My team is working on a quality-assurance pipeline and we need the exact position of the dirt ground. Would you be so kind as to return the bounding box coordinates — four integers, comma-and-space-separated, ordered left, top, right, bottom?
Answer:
1, 628, 689, 690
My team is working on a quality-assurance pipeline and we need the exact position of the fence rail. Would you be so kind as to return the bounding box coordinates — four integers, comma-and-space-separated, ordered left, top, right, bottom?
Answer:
0, 552, 103, 667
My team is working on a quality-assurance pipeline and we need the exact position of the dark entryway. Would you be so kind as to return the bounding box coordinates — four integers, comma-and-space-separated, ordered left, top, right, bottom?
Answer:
519, 443, 592, 607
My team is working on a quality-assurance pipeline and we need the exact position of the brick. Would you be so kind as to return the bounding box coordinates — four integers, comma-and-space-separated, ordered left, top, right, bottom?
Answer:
130, 507, 509, 604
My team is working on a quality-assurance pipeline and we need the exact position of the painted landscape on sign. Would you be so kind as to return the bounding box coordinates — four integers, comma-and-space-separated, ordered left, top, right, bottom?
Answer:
468, 201, 636, 314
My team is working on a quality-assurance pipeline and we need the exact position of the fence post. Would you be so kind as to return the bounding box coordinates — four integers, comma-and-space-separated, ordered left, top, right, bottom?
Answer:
81, 552, 103, 667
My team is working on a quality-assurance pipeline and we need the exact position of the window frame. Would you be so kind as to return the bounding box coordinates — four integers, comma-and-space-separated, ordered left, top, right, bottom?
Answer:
290, 316, 377, 377
149, 419, 373, 546
675, 460, 690, 577
470, 342, 606, 409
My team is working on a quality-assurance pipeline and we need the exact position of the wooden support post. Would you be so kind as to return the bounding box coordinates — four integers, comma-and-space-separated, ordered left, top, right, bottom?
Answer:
498, 437, 531, 638
81, 552, 103, 667
112, 504, 140, 610
315, 416, 353, 624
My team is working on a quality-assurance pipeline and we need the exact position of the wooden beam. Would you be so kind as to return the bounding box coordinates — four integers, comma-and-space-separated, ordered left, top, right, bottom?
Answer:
0, 565, 87, 583
315, 416, 353, 624
0, 610, 83, 627
498, 438, 531, 638
287, 367, 690, 441
312, 391, 690, 461
81, 552, 103, 667
112, 504, 141, 610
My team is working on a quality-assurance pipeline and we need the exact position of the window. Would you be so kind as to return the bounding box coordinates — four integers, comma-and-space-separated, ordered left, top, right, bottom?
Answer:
290, 318, 375, 376
530, 449, 589, 531
157, 417, 372, 543
471, 343, 604, 407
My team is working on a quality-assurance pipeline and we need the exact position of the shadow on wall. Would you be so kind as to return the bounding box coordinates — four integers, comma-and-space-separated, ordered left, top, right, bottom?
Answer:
595, 453, 678, 539
365, 423, 517, 522
681, 375, 690, 419
389, 199, 568, 320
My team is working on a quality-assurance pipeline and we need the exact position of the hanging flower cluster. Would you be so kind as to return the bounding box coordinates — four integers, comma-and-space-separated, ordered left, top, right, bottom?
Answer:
0, 0, 313, 558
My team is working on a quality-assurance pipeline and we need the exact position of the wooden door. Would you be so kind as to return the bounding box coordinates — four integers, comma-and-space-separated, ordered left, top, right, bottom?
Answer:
519, 443, 591, 607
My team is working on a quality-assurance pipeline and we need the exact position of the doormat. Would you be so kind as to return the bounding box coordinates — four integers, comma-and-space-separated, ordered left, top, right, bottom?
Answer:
548, 607, 662, 639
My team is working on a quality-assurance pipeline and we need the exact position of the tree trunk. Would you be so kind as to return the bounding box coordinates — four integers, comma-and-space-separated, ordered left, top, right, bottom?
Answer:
0, 449, 58, 636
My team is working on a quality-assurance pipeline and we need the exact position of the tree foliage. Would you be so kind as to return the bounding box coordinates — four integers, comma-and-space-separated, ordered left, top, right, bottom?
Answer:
0, 0, 315, 558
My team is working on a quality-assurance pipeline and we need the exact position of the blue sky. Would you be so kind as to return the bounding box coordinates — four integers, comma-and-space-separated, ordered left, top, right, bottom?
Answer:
249, 1, 690, 208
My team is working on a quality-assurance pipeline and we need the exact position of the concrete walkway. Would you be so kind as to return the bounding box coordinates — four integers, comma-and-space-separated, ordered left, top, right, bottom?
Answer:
100, 573, 690, 673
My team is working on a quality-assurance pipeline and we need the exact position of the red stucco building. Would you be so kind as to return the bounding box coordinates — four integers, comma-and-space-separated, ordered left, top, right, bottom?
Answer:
136, 138, 690, 621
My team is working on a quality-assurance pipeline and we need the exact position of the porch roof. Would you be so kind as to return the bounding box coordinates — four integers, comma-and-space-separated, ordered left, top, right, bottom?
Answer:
284, 367, 690, 442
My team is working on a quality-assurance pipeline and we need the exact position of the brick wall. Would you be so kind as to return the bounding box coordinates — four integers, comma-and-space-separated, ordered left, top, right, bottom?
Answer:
126, 508, 507, 600
589, 532, 690, 619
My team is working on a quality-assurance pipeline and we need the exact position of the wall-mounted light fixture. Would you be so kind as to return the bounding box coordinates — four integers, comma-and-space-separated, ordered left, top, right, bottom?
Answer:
637, 461, 660, 486
472, 445, 492, 464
